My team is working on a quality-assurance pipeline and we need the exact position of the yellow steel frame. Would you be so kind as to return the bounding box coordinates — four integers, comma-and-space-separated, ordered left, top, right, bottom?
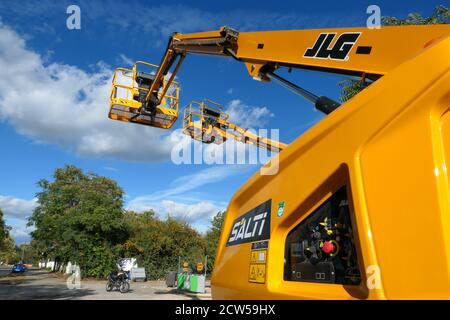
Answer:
212, 35, 450, 300
182, 100, 228, 145
108, 61, 180, 129
182, 100, 286, 152
141, 25, 450, 106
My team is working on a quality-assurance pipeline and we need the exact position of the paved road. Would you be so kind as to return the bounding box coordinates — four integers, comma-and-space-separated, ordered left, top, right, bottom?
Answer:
0, 266, 11, 277
0, 268, 211, 300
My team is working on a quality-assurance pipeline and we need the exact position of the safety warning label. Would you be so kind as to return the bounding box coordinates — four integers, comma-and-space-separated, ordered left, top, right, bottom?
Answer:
249, 263, 266, 284
249, 240, 268, 284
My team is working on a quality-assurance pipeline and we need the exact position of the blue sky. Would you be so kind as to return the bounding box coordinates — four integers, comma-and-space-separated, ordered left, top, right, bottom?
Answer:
0, 0, 445, 243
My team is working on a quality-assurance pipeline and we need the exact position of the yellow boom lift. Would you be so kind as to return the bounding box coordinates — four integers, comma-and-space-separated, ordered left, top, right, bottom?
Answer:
182, 99, 286, 152
109, 24, 450, 299
109, 61, 179, 129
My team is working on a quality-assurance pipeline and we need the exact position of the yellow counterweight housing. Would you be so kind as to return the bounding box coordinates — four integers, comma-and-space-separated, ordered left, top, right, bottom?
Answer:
211, 35, 450, 299
109, 61, 180, 129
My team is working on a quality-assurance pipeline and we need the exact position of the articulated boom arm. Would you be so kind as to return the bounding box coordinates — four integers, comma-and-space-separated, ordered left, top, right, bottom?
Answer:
145, 27, 239, 111
146, 25, 450, 112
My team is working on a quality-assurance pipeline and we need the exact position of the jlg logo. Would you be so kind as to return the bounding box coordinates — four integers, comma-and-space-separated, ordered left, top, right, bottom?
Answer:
304, 32, 361, 61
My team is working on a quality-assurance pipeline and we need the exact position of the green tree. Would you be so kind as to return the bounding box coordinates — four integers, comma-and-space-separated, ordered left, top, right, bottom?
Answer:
123, 210, 206, 280
204, 211, 225, 274
339, 5, 449, 102
0, 208, 9, 249
0, 209, 19, 264
28, 165, 129, 278
15, 242, 40, 265
339, 78, 372, 103
382, 5, 449, 25
0, 236, 19, 264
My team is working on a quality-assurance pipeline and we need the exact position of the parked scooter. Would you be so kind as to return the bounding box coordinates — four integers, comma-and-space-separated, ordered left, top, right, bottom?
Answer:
106, 260, 130, 293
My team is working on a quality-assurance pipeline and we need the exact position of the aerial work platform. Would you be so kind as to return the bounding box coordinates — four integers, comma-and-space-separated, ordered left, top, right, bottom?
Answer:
109, 61, 180, 129
182, 99, 286, 152
107, 23, 450, 298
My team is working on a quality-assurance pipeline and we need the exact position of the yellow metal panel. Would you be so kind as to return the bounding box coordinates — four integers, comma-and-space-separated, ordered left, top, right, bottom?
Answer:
175, 28, 226, 41
212, 36, 450, 299
237, 25, 450, 76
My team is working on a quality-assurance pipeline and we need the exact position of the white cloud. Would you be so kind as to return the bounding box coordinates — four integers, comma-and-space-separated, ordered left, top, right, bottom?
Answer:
127, 198, 224, 234
0, 21, 185, 162
0, 195, 37, 218
0, 195, 37, 244
128, 164, 252, 207
9, 219, 34, 245
0, 22, 275, 163
32, 22, 55, 35
225, 99, 274, 129
119, 53, 134, 66
162, 200, 220, 223
126, 164, 252, 231
84, 3, 350, 41
1, 1, 358, 42
103, 166, 119, 172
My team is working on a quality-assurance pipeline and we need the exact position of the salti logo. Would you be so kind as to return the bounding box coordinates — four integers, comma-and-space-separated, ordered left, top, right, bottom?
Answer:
227, 200, 271, 246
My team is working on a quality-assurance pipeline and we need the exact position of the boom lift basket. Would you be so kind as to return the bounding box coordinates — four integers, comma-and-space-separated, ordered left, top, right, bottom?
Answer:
109, 61, 180, 129
182, 99, 286, 152
182, 100, 229, 145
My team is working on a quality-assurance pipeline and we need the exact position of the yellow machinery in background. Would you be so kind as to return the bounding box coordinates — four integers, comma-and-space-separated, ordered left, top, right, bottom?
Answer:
182, 99, 286, 152
109, 61, 179, 129
109, 24, 450, 299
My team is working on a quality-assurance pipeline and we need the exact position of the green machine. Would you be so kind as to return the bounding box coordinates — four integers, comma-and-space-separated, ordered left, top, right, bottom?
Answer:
189, 274, 206, 293
176, 257, 207, 293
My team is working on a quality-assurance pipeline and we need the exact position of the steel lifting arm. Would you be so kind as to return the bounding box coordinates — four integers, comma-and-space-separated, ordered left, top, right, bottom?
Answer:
225, 122, 287, 153
143, 25, 450, 114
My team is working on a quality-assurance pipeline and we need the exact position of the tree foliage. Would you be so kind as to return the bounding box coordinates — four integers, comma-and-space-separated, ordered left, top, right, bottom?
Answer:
123, 210, 206, 280
28, 165, 128, 278
382, 5, 449, 25
27, 165, 226, 279
339, 5, 449, 102
204, 211, 225, 274
0, 236, 18, 264
339, 78, 372, 103
0, 208, 8, 249
0, 209, 18, 264
15, 242, 39, 264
